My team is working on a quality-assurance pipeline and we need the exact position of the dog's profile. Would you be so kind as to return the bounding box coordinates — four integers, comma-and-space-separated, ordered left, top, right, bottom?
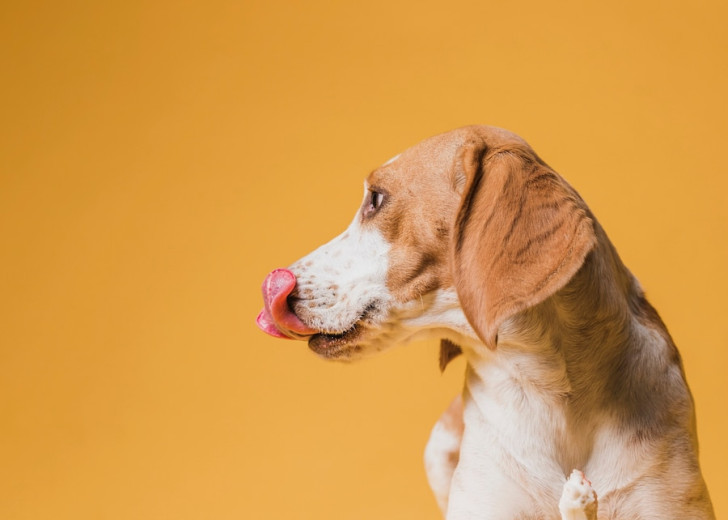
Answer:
257, 126, 715, 519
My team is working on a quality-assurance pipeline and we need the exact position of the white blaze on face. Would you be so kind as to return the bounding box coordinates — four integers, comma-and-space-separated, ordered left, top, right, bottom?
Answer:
288, 213, 392, 334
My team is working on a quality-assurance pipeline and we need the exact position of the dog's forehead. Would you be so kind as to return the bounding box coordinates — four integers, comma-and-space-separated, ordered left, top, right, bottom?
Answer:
367, 131, 470, 187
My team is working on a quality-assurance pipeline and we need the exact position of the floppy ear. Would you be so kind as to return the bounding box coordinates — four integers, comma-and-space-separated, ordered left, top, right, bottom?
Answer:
451, 140, 596, 349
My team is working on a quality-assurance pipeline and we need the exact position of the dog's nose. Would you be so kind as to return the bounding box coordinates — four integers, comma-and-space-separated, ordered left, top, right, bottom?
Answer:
256, 268, 318, 339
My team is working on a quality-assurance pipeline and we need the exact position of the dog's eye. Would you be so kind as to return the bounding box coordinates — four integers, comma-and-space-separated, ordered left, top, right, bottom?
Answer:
363, 189, 385, 218
371, 191, 384, 209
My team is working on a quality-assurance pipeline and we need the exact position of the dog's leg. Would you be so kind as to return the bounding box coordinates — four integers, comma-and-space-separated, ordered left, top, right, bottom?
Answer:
424, 394, 464, 516
559, 470, 598, 520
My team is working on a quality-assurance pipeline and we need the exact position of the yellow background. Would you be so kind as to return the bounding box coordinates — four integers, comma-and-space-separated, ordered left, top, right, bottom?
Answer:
2, 1, 726, 518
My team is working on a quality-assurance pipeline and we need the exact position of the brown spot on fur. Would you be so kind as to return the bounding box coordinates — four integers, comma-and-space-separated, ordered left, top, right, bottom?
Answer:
439, 339, 462, 371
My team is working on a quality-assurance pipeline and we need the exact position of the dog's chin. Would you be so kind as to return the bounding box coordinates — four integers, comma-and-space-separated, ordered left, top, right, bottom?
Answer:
304, 302, 383, 360
307, 324, 367, 360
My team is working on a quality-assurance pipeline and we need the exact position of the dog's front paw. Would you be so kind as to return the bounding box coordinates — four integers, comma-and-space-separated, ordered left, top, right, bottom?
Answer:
559, 469, 598, 520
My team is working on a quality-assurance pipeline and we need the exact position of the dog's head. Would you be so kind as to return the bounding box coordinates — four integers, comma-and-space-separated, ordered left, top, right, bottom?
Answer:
257, 126, 596, 361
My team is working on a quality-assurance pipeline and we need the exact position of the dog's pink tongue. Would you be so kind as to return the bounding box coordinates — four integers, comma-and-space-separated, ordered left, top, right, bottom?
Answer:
256, 268, 317, 339
256, 308, 289, 339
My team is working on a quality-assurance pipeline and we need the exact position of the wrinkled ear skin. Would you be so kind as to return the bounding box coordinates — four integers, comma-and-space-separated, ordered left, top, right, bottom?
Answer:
452, 139, 597, 349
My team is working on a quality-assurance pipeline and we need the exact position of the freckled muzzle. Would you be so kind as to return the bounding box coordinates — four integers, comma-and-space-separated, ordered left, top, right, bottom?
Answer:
256, 267, 374, 358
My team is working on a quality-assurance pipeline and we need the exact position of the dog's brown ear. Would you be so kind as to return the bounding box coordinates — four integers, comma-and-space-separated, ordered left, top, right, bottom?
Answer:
451, 140, 596, 349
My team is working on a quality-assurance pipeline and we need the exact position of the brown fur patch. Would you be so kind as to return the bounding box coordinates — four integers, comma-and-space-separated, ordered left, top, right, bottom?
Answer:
439, 339, 462, 371
363, 131, 469, 302
452, 137, 596, 348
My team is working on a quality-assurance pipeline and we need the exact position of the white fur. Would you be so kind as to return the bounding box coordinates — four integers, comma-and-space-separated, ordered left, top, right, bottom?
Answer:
424, 403, 463, 514
559, 470, 597, 520
289, 215, 392, 335
446, 342, 568, 519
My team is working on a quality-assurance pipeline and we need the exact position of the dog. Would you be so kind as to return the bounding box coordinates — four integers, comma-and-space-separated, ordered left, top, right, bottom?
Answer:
256, 126, 715, 519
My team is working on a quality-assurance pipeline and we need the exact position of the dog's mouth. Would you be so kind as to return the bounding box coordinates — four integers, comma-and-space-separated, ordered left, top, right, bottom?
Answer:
306, 302, 378, 358
256, 269, 382, 358
308, 324, 364, 357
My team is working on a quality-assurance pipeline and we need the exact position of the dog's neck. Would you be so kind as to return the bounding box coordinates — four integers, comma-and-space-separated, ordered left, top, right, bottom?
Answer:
459, 223, 648, 473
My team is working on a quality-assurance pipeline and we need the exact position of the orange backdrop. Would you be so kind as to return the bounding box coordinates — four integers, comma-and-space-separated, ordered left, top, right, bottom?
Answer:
1, 1, 726, 519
